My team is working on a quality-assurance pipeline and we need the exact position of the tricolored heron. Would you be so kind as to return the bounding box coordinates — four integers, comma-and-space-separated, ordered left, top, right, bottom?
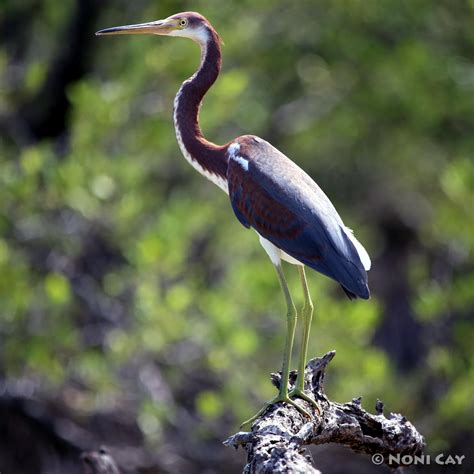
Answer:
96, 12, 371, 427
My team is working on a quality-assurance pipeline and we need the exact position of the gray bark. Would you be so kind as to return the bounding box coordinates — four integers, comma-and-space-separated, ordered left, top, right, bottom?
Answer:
82, 447, 120, 474
224, 351, 424, 473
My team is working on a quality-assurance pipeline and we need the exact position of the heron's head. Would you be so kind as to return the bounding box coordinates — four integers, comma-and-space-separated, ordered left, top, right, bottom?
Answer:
96, 12, 217, 45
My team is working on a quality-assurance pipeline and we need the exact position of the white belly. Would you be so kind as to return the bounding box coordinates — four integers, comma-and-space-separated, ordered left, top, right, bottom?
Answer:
258, 234, 302, 267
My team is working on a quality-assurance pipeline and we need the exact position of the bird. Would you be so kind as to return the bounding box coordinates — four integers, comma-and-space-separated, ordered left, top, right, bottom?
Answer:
96, 11, 371, 427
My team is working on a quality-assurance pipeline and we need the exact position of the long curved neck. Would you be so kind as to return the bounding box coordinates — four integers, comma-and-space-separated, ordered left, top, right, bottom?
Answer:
173, 28, 228, 190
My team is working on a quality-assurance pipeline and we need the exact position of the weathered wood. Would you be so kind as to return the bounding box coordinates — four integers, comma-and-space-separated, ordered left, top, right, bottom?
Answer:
81, 447, 120, 474
224, 351, 424, 473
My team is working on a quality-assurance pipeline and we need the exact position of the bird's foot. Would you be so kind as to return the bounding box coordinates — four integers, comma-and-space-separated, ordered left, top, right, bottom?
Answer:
288, 387, 322, 416
240, 393, 312, 429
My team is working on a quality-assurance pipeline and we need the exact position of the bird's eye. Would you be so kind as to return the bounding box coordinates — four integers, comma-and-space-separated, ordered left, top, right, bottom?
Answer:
179, 18, 188, 28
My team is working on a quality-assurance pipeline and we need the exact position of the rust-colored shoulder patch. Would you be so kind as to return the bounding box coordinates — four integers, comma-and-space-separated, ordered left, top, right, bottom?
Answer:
227, 156, 306, 240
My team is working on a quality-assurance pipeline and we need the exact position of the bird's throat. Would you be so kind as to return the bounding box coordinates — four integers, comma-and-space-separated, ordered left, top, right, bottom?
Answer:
172, 28, 228, 191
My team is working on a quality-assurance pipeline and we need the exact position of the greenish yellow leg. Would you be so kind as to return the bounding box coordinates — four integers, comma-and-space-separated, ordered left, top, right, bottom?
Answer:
289, 266, 321, 414
240, 264, 311, 429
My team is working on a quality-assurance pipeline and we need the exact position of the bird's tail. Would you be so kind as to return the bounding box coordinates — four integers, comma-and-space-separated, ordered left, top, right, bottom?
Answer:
341, 283, 370, 300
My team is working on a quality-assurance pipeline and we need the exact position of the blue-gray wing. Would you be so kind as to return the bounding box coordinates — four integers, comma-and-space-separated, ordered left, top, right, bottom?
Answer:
226, 136, 370, 299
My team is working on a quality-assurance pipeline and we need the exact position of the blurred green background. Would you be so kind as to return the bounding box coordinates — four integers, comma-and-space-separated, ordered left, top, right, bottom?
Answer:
1, 0, 473, 472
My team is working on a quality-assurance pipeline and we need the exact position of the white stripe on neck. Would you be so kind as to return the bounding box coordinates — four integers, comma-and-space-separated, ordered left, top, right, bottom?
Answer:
172, 41, 228, 193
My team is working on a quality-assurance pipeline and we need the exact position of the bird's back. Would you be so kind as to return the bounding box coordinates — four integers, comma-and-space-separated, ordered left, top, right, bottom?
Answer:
226, 135, 370, 299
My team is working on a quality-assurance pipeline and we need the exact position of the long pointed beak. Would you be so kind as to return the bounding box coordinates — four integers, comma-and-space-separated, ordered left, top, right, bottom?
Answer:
95, 18, 178, 36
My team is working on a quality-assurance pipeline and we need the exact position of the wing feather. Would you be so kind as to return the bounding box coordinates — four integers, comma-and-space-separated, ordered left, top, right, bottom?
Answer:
226, 136, 370, 299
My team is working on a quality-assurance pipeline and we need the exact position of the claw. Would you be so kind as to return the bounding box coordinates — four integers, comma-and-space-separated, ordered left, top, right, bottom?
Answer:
289, 387, 322, 416
240, 394, 313, 429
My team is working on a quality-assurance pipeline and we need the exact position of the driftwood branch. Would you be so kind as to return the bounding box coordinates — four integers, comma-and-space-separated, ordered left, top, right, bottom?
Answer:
224, 351, 424, 473
81, 447, 120, 474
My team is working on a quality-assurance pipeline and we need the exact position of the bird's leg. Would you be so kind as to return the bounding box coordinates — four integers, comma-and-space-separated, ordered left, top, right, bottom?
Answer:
240, 264, 311, 429
294, 266, 313, 392
288, 266, 321, 414
274, 264, 298, 400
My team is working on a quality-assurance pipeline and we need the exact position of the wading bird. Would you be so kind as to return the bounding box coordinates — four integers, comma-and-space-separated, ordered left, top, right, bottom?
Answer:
96, 12, 371, 427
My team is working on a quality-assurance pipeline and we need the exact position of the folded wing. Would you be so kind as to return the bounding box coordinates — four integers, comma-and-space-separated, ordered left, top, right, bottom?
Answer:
226, 136, 370, 299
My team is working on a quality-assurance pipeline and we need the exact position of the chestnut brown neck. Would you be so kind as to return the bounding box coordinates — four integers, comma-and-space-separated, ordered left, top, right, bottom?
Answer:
173, 26, 228, 184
